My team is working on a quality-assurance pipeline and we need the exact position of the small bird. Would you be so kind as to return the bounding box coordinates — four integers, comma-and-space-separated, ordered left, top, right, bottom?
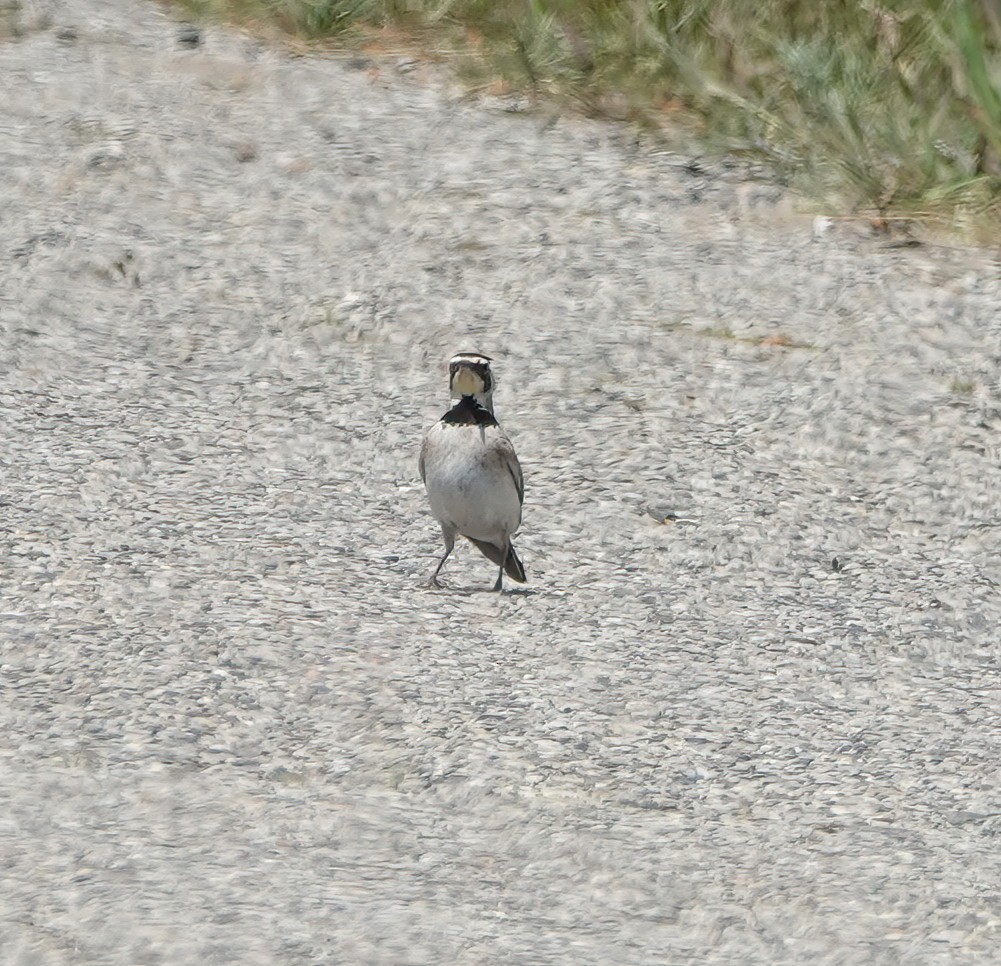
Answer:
419, 352, 527, 591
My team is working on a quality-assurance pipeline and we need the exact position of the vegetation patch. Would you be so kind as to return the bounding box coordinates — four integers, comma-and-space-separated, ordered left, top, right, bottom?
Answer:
173, 0, 1001, 238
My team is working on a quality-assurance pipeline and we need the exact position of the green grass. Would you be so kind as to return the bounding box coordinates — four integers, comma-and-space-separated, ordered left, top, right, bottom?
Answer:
175, 0, 1001, 237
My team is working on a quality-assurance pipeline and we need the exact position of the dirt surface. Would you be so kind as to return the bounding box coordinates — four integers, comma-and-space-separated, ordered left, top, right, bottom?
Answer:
3, 1, 1001, 963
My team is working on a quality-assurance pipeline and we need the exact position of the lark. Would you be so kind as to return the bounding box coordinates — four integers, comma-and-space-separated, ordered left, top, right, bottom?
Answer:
419, 352, 526, 591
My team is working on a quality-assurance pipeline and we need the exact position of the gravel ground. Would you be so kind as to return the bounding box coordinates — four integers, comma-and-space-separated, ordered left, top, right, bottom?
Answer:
2, 2, 1001, 963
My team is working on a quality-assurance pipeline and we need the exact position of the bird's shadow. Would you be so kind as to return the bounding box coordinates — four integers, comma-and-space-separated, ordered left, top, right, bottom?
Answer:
424, 583, 538, 598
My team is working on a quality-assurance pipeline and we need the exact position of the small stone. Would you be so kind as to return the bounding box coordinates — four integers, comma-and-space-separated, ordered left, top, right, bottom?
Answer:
233, 141, 258, 163
812, 215, 833, 239
277, 155, 312, 175
85, 143, 126, 168
177, 23, 201, 48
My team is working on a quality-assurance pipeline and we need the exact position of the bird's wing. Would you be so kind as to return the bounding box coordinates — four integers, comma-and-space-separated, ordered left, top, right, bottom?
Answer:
418, 432, 429, 484
498, 434, 524, 505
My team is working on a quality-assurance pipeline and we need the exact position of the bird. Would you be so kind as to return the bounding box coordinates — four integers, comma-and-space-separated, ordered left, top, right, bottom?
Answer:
419, 351, 527, 591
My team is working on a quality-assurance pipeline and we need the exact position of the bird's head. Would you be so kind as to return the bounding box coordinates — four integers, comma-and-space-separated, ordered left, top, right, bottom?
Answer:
448, 352, 494, 411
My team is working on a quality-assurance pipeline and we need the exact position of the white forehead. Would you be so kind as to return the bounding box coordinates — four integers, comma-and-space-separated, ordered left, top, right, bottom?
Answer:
449, 352, 492, 367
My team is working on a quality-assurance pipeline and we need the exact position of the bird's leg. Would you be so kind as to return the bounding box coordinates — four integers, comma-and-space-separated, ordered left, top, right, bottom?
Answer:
427, 548, 452, 588
427, 530, 455, 588
427, 552, 450, 588
492, 537, 507, 592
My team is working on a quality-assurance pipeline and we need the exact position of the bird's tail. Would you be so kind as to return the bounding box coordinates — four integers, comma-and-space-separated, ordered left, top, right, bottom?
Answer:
504, 544, 527, 583
467, 537, 527, 583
